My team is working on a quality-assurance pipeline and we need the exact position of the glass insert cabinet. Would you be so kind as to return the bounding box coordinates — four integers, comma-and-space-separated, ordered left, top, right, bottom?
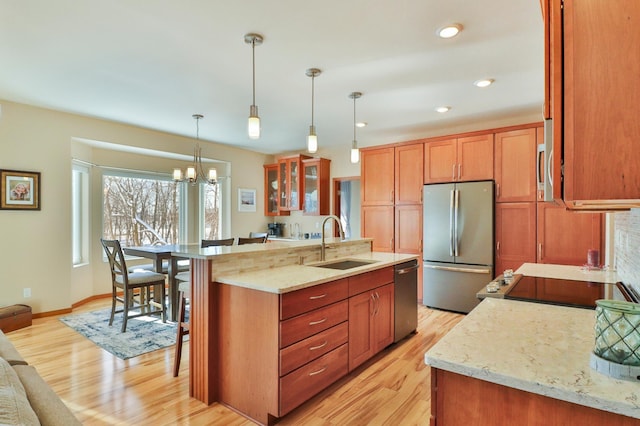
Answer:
264, 155, 330, 216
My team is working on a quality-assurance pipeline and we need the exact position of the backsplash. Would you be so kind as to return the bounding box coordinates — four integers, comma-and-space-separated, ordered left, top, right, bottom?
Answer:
613, 208, 640, 290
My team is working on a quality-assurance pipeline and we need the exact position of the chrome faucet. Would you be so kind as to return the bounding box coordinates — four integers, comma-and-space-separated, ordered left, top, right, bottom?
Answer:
321, 215, 345, 261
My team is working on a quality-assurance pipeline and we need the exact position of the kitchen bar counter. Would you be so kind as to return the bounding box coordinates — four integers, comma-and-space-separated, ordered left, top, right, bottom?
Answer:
425, 298, 639, 420
169, 237, 418, 413
216, 251, 417, 293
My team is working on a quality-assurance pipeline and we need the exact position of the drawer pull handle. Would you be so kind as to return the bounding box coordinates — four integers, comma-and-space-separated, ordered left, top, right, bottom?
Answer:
309, 318, 327, 326
309, 341, 328, 351
309, 294, 327, 300
308, 366, 327, 376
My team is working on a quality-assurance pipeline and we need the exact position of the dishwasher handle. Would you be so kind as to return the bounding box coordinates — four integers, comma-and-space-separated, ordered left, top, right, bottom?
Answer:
395, 263, 419, 275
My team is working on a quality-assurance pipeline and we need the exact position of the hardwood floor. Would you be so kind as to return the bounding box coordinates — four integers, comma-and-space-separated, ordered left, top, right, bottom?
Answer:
7, 299, 463, 425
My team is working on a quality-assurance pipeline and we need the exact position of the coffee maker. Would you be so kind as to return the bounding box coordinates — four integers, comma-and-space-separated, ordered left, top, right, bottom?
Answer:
267, 222, 284, 237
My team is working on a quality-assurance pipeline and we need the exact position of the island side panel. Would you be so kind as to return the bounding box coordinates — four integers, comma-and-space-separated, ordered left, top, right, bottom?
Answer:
190, 258, 217, 403
432, 368, 638, 425
217, 283, 280, 425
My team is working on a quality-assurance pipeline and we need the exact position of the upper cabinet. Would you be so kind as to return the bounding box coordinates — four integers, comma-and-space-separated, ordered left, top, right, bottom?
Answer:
302, 157, 331, 215
361, 147, 395, 206
278, 155, 310, 211
494, 128, 538, 202
395, 143, 424, 205
424, 135, 493, 184
264, 164, 281, 216
543, 0, 640, 210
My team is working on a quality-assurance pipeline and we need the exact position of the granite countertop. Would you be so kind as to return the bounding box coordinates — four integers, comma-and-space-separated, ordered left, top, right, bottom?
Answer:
215, 251, 418, 294
477, 263, 621, 300
170, 237, 362, 260
424, 298, 640, 419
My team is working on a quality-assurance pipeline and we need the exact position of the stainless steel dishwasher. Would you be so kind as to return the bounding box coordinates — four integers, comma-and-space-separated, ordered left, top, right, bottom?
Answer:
394, 259, 419, 342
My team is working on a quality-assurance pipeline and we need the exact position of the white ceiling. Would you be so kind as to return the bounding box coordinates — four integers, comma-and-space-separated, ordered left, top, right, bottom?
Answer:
0, 0, 544, 155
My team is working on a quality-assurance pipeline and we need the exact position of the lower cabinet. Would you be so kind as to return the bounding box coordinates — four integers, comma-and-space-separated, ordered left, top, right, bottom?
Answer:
348, 283, 394, 370
430, 368, 636, 425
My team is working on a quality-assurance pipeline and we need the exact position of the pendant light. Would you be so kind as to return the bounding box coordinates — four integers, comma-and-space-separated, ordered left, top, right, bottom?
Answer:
305, 68, 321, 153
244, 33, 263, 140
349, 92, 362, 164
172, 114, 217, 185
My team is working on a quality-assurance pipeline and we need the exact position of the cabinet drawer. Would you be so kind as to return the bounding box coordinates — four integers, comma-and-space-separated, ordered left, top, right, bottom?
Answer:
348, 267, 394, 296
279, 343, 348, 416
280, 279, 348, 320
280, 301, 348, 348
280, 322, 348, 376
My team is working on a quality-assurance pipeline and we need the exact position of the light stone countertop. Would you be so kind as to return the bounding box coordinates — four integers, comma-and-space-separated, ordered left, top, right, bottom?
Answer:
170, 237, 352, 260
424, 298, 640, 419
215, 251, 418, 294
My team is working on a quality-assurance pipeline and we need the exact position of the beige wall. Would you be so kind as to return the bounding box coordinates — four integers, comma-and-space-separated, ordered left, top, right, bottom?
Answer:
0, 100, 273, 313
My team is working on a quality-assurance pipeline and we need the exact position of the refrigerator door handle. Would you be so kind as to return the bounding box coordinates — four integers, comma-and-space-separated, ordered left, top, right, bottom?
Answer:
423, 264, 491, 275
449, 190, 455, 256
453, 189, 460, 257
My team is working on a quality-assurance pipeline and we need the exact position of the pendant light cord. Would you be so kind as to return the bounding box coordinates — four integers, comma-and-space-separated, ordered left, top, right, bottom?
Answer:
252, 39, 256, 106
311, 75, 315, 126
353, 95, 356, 141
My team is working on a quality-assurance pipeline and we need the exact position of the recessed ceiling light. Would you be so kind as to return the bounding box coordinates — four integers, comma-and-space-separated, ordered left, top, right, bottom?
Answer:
437, 24, 463, 39
435, 106, 451, 113
356, 121, 367, 128
474, 79, 495, 88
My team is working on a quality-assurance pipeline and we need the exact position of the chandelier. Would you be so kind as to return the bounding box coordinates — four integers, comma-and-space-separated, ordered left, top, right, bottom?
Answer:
245, 33, 263, 140
349, 92, 362, 164
172, 114, 217, 185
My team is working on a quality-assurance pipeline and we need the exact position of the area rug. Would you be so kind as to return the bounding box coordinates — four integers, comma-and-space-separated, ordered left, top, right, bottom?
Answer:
59, 308, 178, 360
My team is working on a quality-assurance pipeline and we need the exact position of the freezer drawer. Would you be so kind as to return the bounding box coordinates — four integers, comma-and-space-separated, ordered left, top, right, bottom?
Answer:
423, 262, 493, 314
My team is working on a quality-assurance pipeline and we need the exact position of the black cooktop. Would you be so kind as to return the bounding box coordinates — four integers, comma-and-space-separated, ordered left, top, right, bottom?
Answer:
504, 275, 637, 309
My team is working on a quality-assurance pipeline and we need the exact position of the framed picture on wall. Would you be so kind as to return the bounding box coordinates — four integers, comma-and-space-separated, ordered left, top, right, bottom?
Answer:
238, 188, 256, 212
0, 169, 41, 210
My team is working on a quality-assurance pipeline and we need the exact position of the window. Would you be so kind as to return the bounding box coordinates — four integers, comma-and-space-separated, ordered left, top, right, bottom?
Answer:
72, 162, 89, 265
102, 172, 182, 246
201, 183, 221, 240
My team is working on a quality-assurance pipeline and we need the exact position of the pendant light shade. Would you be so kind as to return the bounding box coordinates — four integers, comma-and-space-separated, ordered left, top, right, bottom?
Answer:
172, 114, 218, 186
306, 68, 321, 153
349, 92, 362, 164
245, 33, 263, 140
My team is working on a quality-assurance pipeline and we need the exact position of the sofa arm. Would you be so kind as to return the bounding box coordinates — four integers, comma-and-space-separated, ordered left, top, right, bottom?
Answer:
13, 365, 81, 426
0, 331, 27, 365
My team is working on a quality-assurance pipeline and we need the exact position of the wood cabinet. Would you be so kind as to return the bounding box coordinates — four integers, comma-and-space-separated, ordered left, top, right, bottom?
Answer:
395, 143, 424, 205
537, 203, 603, 265
495, 202, 537, 276
424, 135, 494, 183
361, 205, 394, 253
430, 368, 637, 426
302, 157, 331, 215
494, 128, 537, 202
348, 268, 394, 371
395, 204, 422, 255
278, 155, 310, 211
361, 147, 395, 206
544, 0, 640, 210
264, 164, 283, 216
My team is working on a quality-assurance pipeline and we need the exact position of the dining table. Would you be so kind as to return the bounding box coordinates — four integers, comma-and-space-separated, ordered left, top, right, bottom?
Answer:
123, 244, 188, 322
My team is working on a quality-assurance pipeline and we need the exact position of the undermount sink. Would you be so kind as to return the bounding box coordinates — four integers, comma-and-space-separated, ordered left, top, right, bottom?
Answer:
312, 259, 378, 270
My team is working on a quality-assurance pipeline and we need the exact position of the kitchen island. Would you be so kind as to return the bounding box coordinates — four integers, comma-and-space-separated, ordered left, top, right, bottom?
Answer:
172, 238, 418, 425
424, 298, 639, 425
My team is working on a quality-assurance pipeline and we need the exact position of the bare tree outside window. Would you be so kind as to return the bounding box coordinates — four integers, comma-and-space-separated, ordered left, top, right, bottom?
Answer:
203, 183, 220, 240
103, 175, 180, 246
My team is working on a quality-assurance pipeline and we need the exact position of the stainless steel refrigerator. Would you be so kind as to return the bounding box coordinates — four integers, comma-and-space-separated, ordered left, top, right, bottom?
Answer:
423, 180, 494, 313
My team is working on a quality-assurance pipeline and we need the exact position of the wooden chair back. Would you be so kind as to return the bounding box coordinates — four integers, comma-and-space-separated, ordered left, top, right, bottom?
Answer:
201, 238, 235, 248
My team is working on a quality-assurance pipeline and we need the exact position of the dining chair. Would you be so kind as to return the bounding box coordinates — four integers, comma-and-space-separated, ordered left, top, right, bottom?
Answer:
100, 238, 167, 332
238, 236, 268, 245
201, 238, 235, 248
173, 271, 191, 377
249, 232, 268, 239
